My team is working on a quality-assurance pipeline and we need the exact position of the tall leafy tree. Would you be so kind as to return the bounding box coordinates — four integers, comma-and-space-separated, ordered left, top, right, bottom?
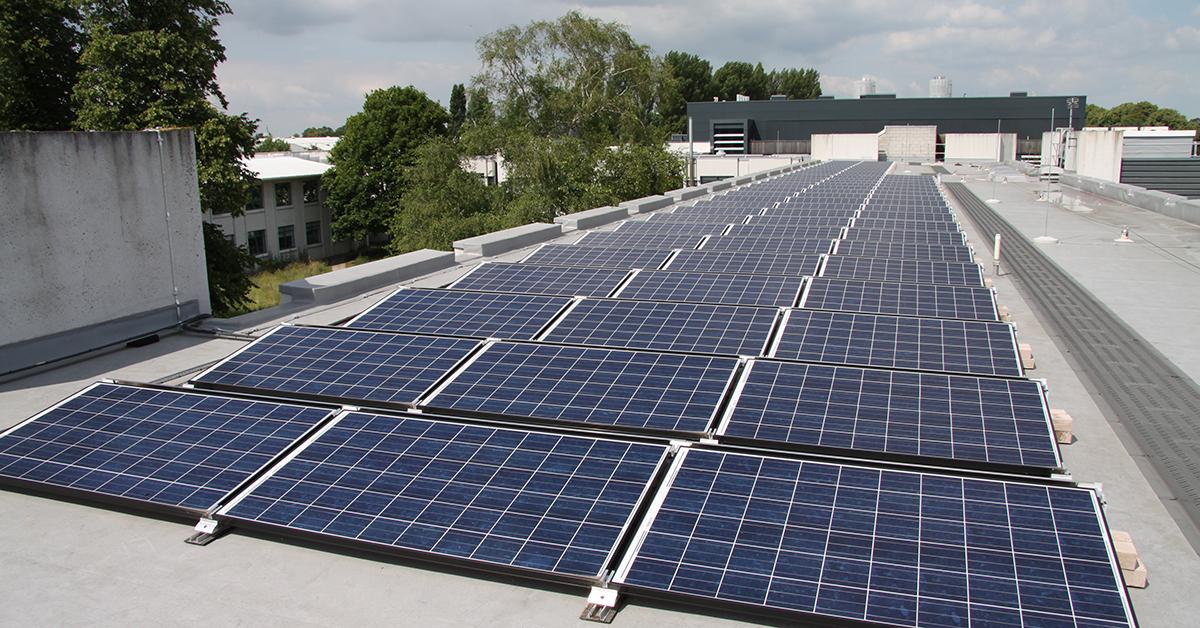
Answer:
1086, 101, 1196, 130
71, 0, 258, 316
475, 11, 669, 146
448, 83, 467, 135
389, 137, 501, 252
0, 0, 83, 130
712, 61, 769, 101
660, 51, 713, 133
322, 86, 448, 243
466, 87, 493, 127
768, 67, 821, 100
300, 125, 335, 137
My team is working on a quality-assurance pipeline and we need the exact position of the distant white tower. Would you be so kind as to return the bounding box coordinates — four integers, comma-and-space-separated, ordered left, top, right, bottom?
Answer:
855, 76, 877, 97
930, 76, 952, 98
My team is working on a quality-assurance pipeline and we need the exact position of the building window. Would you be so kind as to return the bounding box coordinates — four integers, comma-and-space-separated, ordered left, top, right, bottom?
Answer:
247, 229, 267, 256
306, 220, 322, 246
274, 182, 291, 207
278, 225, 295, 251
246, 186, 263, 210
303, 180, 319, 204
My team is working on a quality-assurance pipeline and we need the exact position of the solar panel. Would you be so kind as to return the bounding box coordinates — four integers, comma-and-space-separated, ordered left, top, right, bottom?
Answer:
700, 236, 835, 255
835, 241, 974, 263
538, 299, 779, 356
519, 244, 672, 270
724, 225, 846, 240
615, 222, 729, 236
719, 359, 1060, 470
820, 256, 985, 287
191, 326, 480, 408
615, 448, 1135, 627
447, 263, 630, 297
217, 411, 669, 581
852, 218, 962, 234
802, 278, 999, 322
421, 341, 739, 434
0, 382, 334, 513
346, 289, 570, 340
664, 251, 821, 277
842, 228, 966, 247
575, 232, 706, 250
617, 270, 805, 308
772, 310, 1023, 377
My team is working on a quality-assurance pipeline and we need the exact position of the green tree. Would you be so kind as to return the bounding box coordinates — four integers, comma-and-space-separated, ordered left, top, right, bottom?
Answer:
322, 85, 448, 243
768, 67, 821, 100
466, 87, 493, 127
0, 0, 82, 130
448, 83, 467, 134
1085, 101, 1197, 130
300, 125, 334, 137
71, 0, 259, 316
712, 61, 769, 101
595, 143, 685, 203
389, 137, 501, 252
254, 135, 290, 151
475, 10, 669, 146
660, 51, 713, 133
201, 222, 254, 313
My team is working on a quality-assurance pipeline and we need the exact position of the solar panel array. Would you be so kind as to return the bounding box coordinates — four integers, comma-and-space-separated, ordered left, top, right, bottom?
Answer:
0, 161, 1135, 626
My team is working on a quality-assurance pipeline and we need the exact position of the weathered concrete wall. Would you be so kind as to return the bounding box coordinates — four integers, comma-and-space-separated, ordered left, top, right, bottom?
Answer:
1075, 129, 1124, 182
811, 133, 879, 160
0, 130, 209, 372
945, 133, 1018, 161
878, 125, 937, 162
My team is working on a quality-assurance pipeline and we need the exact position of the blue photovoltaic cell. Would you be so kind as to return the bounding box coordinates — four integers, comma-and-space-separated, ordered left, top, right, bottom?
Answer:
448, 263, 630, 297
721, 359, 1059, 469
615, 222, 730, 236
0, 383, 332, 512
803, 278, 998, 322
424, 342, 738, 434
220, 411, 668, 579
192, 326, 479, 406
540, 299, 777, 356
520, 245, 672, 270
616, 449, 1134, 628
701, 236, 834, 255
774, 310, 1022, 377
821, 256, 984, 287
724, 225, 847, 240
618, 270, 804, 308
664, 251, 821, 277
842, 228, 966, 247
576, 232, 706, 250
347, 289, 570, 340
835, 241, 974, 263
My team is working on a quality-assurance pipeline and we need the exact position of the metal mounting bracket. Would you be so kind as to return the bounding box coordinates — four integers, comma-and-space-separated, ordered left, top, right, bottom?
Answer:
579, 586, 619, 623
185, 517, 226, 546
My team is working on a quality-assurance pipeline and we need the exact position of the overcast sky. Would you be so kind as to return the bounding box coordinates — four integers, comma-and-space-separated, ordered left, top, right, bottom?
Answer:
216, 0, 1200, 136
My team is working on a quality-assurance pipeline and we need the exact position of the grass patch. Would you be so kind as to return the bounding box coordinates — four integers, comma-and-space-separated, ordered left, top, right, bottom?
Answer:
227, 259, 331, 316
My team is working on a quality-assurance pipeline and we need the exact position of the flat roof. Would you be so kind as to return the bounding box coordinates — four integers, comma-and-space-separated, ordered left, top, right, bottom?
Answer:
242, 154, 330, 181
1, 164, 1197, 626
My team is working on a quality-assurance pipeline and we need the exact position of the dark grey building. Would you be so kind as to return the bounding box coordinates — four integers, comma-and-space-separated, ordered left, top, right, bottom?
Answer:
688, 94, 1086, 154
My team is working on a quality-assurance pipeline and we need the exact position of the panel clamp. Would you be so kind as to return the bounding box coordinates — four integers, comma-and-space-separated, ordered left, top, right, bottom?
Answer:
185, 517, 227, 546
580, 586, 620, 623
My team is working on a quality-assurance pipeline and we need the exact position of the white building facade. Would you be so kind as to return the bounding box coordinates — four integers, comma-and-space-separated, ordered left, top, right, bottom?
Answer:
205, 154, 353, 261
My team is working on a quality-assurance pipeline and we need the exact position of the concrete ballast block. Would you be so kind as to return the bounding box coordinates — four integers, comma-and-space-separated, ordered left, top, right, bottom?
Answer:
554, 206, 627, 231
668, 186, 709, 202
279, 249, 456, 305
454, 222, 562, 257
1019, 343, 1036, 369
1050, 409, 1074, 444
621, 195, 674, 215
998, 305, 1011, 321
1123, 560, 1149, 588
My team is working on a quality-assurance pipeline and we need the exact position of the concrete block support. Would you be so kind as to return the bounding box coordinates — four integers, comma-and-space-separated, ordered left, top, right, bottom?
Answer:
621, 195, 674, 214
453, 223, 562, 257
554, 206, 627, 231
709, 180, 734, 192
280, 249, 456, 304
668, 186, 709, 202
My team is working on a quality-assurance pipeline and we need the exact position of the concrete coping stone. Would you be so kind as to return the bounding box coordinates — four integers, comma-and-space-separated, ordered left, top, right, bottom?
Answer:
279, 249, 456, 304
453, 222, 562, 257
620, 194, 674, 215
709, 180, 734, 191
554, 205, 627, 231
